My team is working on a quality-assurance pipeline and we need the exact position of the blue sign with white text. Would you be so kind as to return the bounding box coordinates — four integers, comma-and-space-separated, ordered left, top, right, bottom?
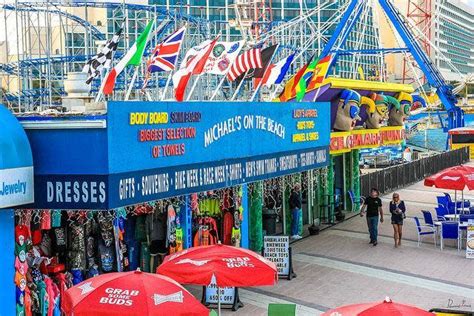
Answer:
27, 101, 330, 209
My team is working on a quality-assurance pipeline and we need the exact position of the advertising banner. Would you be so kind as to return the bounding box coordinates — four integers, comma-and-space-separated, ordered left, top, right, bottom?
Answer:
0, 167, 34, 208
29, 101, 330, 209
467, 225, 474, 259
330, 126, 405, 154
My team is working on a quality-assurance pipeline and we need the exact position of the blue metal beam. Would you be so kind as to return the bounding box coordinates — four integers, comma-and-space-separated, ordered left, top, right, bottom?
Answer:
377, 0, 463, 129
332, 48, 410, 55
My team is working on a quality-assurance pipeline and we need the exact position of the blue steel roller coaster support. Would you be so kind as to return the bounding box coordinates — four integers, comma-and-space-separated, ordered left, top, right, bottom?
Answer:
320, 0, 464, 132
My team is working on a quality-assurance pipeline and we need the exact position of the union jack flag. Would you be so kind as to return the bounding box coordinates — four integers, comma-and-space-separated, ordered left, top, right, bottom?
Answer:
142, 26, 186, 89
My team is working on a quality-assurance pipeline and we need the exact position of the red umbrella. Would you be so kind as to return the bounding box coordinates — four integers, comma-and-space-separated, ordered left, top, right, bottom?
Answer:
424, 165, 474, 191
156, 244, 278, 287
62, 269, 208, 316
322, 297, 433, 315
157, 244, 278, 315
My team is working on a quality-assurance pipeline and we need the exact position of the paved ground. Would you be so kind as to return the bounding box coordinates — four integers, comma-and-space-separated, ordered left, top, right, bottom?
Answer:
188, 173, 474, 315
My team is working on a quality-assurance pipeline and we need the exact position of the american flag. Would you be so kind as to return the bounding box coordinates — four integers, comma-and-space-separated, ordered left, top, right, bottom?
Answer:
142, 26, 186, 89
227, 48, 262, 82
83, 26, 123, 84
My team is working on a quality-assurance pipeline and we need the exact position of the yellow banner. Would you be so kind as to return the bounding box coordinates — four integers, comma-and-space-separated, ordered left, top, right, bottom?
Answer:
330, 126, 405, 154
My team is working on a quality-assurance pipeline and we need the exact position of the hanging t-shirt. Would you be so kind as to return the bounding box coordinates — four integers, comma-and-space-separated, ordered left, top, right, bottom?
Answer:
15, 257, 28, 276
15, 243, 27, 263
41, 210, 52, 230
51, 210, 62, 228
15, 225, 30, 246
15, 271, 27, 291
98, 240, 115, 273
52, 227, 67, 254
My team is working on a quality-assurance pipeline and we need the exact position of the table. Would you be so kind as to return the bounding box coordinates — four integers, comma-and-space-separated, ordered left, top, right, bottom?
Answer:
434, 221, 469, 228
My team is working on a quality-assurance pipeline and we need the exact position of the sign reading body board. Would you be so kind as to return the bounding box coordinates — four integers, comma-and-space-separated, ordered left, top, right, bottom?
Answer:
0, 105, 34, 208
467, 225, 474, 259
106, 101, 330, 208
263, 236, 295, 280
29, 101, 330, 209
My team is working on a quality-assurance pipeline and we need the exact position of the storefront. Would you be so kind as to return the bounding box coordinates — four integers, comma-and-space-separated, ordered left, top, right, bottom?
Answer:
5, 100, 330, 315
0, 105, 34, 315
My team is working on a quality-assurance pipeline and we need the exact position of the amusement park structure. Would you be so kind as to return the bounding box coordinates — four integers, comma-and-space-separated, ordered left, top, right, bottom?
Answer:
0, 0, 468, 130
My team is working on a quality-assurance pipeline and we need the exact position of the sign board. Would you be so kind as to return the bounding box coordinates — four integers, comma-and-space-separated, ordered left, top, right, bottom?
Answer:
263, 236, 290, 276
466, 225, 474, 259
24, 101, 331, 209
204, 276, 236, 305
330, 126, 405, 154
202, 275, 243, 311
0, 167, 34, 208
0, 104, 34, 208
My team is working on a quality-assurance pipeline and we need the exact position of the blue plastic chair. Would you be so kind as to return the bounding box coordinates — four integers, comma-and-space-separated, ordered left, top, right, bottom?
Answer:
440, 222, 460, 251
413, 217, 437, 247
444, 193, 470, 209
348, 190, 363, 212
421, 210, 435, 227
435, 204, 448, 221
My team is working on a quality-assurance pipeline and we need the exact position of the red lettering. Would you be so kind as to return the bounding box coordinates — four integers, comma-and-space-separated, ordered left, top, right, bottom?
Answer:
152, 146, 160, 158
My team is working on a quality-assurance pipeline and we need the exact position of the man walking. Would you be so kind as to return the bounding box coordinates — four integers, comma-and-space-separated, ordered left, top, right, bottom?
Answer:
289, 183, 302, 240
360, 188, 383, 246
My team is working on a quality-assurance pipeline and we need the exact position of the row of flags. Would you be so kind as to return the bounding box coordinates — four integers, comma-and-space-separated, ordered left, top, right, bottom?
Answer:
83, 21, 333, 102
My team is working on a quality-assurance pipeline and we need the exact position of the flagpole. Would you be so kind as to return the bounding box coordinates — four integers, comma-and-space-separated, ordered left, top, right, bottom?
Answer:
125, 67, 139, 100
231, 69, 250, 101
270, 84, 281, 101
185, 73, 202, 101
250, 45, 279, 102
160, 71, 173, 101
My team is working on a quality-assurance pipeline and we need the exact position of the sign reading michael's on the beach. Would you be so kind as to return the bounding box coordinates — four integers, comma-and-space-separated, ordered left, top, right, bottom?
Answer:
263, 236, 290, 276
106, 101, 330, 206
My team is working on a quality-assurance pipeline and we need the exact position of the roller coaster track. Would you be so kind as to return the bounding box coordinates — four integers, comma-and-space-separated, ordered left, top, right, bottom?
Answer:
2, 3, 106, 40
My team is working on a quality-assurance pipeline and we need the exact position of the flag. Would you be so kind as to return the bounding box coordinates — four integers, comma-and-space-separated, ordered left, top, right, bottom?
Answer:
204, 40, 244, 75
147, 26, 186, 73
142, 26, 186, 89
306, 54, 333, 90
83, 26, 123, 84
278, 55, 314, 102
172, 37, 219, 101
295, 54, 319, 101
103, 20, 154, 95
252, 45, 278, 81
227, 48, 262, 82
255, 53, 294, 87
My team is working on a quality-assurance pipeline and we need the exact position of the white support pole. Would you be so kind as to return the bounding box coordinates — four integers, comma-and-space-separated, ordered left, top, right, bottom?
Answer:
160, 71, 173, 101
231, 69, 250, 101
125, 67, 139, 101
186, 74, 202, 101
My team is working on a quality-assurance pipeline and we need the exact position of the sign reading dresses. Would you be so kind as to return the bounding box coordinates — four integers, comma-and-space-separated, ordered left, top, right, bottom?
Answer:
0, 105, 34, 208
25, 101, 330, 209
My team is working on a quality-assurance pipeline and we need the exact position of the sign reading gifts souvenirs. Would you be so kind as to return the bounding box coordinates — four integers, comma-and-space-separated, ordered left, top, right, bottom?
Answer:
330, 126, 406, 154
263, 236, 296, 280
27, 101, 330, 209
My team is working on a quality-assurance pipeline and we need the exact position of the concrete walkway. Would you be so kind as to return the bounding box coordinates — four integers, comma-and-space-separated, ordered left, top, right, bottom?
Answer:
197, 172, 474, 315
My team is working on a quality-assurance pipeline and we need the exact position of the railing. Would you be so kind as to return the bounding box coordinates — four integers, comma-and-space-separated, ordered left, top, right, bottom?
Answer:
360, 147, 470, 197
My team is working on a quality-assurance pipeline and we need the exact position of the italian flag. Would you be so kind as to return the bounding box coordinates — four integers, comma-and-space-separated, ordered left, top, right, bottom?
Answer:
103, 20, 154, 95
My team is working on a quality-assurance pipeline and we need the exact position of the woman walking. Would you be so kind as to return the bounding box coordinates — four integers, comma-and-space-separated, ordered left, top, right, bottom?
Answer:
389, 193, 406, 247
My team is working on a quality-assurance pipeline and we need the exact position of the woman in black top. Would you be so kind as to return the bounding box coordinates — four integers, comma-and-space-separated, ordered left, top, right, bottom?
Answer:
389, 193, 406, 247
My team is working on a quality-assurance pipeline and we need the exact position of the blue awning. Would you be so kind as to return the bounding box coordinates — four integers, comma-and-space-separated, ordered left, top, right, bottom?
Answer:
0, 105, 33, 170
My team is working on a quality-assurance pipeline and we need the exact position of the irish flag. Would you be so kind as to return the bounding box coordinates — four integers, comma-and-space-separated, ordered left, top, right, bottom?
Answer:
103, 20, 154, 95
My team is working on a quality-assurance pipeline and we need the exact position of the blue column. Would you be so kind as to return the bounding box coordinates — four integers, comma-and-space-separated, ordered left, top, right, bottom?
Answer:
0, 209, 15, 316
183, 195, 192, 249
241, 184, 249, 249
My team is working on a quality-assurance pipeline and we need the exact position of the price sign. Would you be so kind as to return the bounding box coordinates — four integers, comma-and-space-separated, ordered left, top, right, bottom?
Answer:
263, 236, 290, 276
466, 225, 474, 259
204, 275, 235, 305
